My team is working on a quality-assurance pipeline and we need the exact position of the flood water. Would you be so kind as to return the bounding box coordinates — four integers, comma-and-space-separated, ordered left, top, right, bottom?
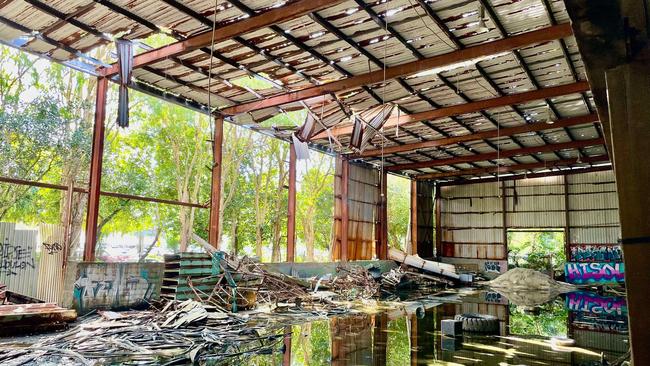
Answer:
228, 290, 629, 366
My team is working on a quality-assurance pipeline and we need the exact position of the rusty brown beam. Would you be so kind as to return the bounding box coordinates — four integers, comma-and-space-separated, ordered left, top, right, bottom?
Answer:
340, 157, 349, 262
0, 175, 207, 208
208, 116, 224, 249
221, 24, 573, 115
316, 81, 591, 139
416, 154, 609, 180
358, 114, 599, 157
99, 0, 344, 76
287, 144, 297, 262
386, 138, 605, 171
84, 77, 108, 262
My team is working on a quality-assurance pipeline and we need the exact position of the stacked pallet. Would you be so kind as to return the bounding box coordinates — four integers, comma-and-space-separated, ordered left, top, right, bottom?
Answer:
161, 253, 219, 301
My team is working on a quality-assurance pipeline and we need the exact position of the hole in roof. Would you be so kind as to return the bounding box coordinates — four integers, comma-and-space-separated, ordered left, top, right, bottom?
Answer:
231, 75, 278, 91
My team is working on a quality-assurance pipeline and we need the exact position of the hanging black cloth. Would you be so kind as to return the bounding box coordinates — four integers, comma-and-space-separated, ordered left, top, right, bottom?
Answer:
116, 39, 133, 127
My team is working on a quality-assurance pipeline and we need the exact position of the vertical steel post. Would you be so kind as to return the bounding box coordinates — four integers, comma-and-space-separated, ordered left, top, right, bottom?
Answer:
83, 77, 108, 262
208, 116, 224, 248
287, 144, 297, 262
340, 157, 349, 261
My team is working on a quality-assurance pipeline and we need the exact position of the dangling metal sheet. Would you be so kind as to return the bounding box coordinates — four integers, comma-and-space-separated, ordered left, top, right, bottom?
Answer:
116, 39, 133, 128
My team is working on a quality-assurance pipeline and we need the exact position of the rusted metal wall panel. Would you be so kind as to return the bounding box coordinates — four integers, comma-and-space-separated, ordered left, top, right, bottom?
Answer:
0, 222, 38, 297
333, 160, 379, 260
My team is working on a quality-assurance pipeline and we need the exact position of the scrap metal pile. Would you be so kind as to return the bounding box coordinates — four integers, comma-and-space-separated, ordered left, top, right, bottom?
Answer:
0, 300, 289, 365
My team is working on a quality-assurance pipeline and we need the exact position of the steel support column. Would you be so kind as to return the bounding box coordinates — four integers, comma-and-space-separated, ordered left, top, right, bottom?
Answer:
208, 116, 224, 248
83, 77, 108, 262
340, 157, 349, 261
376, 171, 388, 260
409, 180, 417, 255
287, 144, 297, 262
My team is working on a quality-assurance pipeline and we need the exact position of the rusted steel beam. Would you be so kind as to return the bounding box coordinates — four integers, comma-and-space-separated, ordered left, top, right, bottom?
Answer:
221, 24, 574, 115
409, 180, 417, 255
340, 157, 349, 262
84, 77, 108, 262
287, 144, 297, 262
376, 171, 388, 260
437, 165, 612, 186
434, 184, 442, 258
415, 154, 609, 180
0, 176, 207, 208
208, 116, 224, 249
358, 114, 599, 157
386, 138, 604, 171
99, 0, 344, 76
317, 81, 591, 139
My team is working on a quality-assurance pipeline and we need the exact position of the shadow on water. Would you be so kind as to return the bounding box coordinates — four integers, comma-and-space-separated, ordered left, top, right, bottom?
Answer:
215, 290, 629, 366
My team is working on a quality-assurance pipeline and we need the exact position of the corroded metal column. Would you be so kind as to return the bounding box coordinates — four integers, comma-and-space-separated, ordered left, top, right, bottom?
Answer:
287, 144, 296, 262
84, 77, 108, 262
208, 115, 224, 248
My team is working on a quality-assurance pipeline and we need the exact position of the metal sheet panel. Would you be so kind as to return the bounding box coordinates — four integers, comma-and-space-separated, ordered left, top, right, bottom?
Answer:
0, 222, 39, 297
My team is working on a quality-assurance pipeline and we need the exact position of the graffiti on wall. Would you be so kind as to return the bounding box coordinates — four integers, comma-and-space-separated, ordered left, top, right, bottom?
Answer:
484, 261, 502, 273
0, 240, 35, 276
73, 264, 157, 312
565, 262, 625, 284
566, 291, 627, 316
570, 245, 622, 262
42, 241, 63, 255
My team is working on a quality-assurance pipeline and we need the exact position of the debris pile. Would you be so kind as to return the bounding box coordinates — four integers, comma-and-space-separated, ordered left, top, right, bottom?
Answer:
486, 268, 575, 306
0, 300, 287, 365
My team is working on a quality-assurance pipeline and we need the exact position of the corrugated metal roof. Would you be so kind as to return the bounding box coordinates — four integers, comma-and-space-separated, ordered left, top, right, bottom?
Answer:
0, 0, 608, 180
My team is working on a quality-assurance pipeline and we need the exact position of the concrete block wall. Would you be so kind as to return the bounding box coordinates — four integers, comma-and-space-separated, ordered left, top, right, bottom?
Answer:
62, 261, 163, 314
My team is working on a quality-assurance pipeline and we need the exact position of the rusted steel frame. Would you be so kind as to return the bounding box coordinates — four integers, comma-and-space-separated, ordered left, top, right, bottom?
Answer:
0, 175, 207, 208
287, 145, 297, 262
409, 180, 417, 255
434, 184, 442, 258
387, 137, 604, 171
84, 77, 108, 262
221, 24, 573, 115
99, 0, 344, 76
208, 116, 224, 249
502, 180, 507, 256
375, 171, 388, 260
318, 81, 591, 139
359, 114, 599, 158
438, 165, 612, 186
564, 175, 572, 260
340, 157, 350, 261
415, 154, 609, 180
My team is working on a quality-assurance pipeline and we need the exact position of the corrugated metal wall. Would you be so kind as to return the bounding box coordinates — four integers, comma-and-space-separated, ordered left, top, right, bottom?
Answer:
37, 224, 66, 304
0, 222, 38, 297
333, 160, 380, 260
441, 181, 505, 259
440, 171, 622, 270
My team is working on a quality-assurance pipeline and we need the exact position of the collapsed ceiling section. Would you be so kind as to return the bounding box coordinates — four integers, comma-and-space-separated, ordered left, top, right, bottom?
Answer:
0, 0, 608, 182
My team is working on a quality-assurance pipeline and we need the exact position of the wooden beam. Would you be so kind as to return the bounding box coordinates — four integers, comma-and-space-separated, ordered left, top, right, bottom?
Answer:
340, 157, 349, 261
221, 24, 574, 115
386, 138, 604, 171
99, 0, 344, 76
415, 155, 609, 179
84, 77, 108, 262
358, 114, 599, 157
287, 144, 297, 262
316, 81, 591, 139
208, 116, 224, 248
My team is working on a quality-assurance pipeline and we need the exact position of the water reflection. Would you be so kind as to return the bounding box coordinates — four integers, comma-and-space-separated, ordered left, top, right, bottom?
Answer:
272, 290, 629, 366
